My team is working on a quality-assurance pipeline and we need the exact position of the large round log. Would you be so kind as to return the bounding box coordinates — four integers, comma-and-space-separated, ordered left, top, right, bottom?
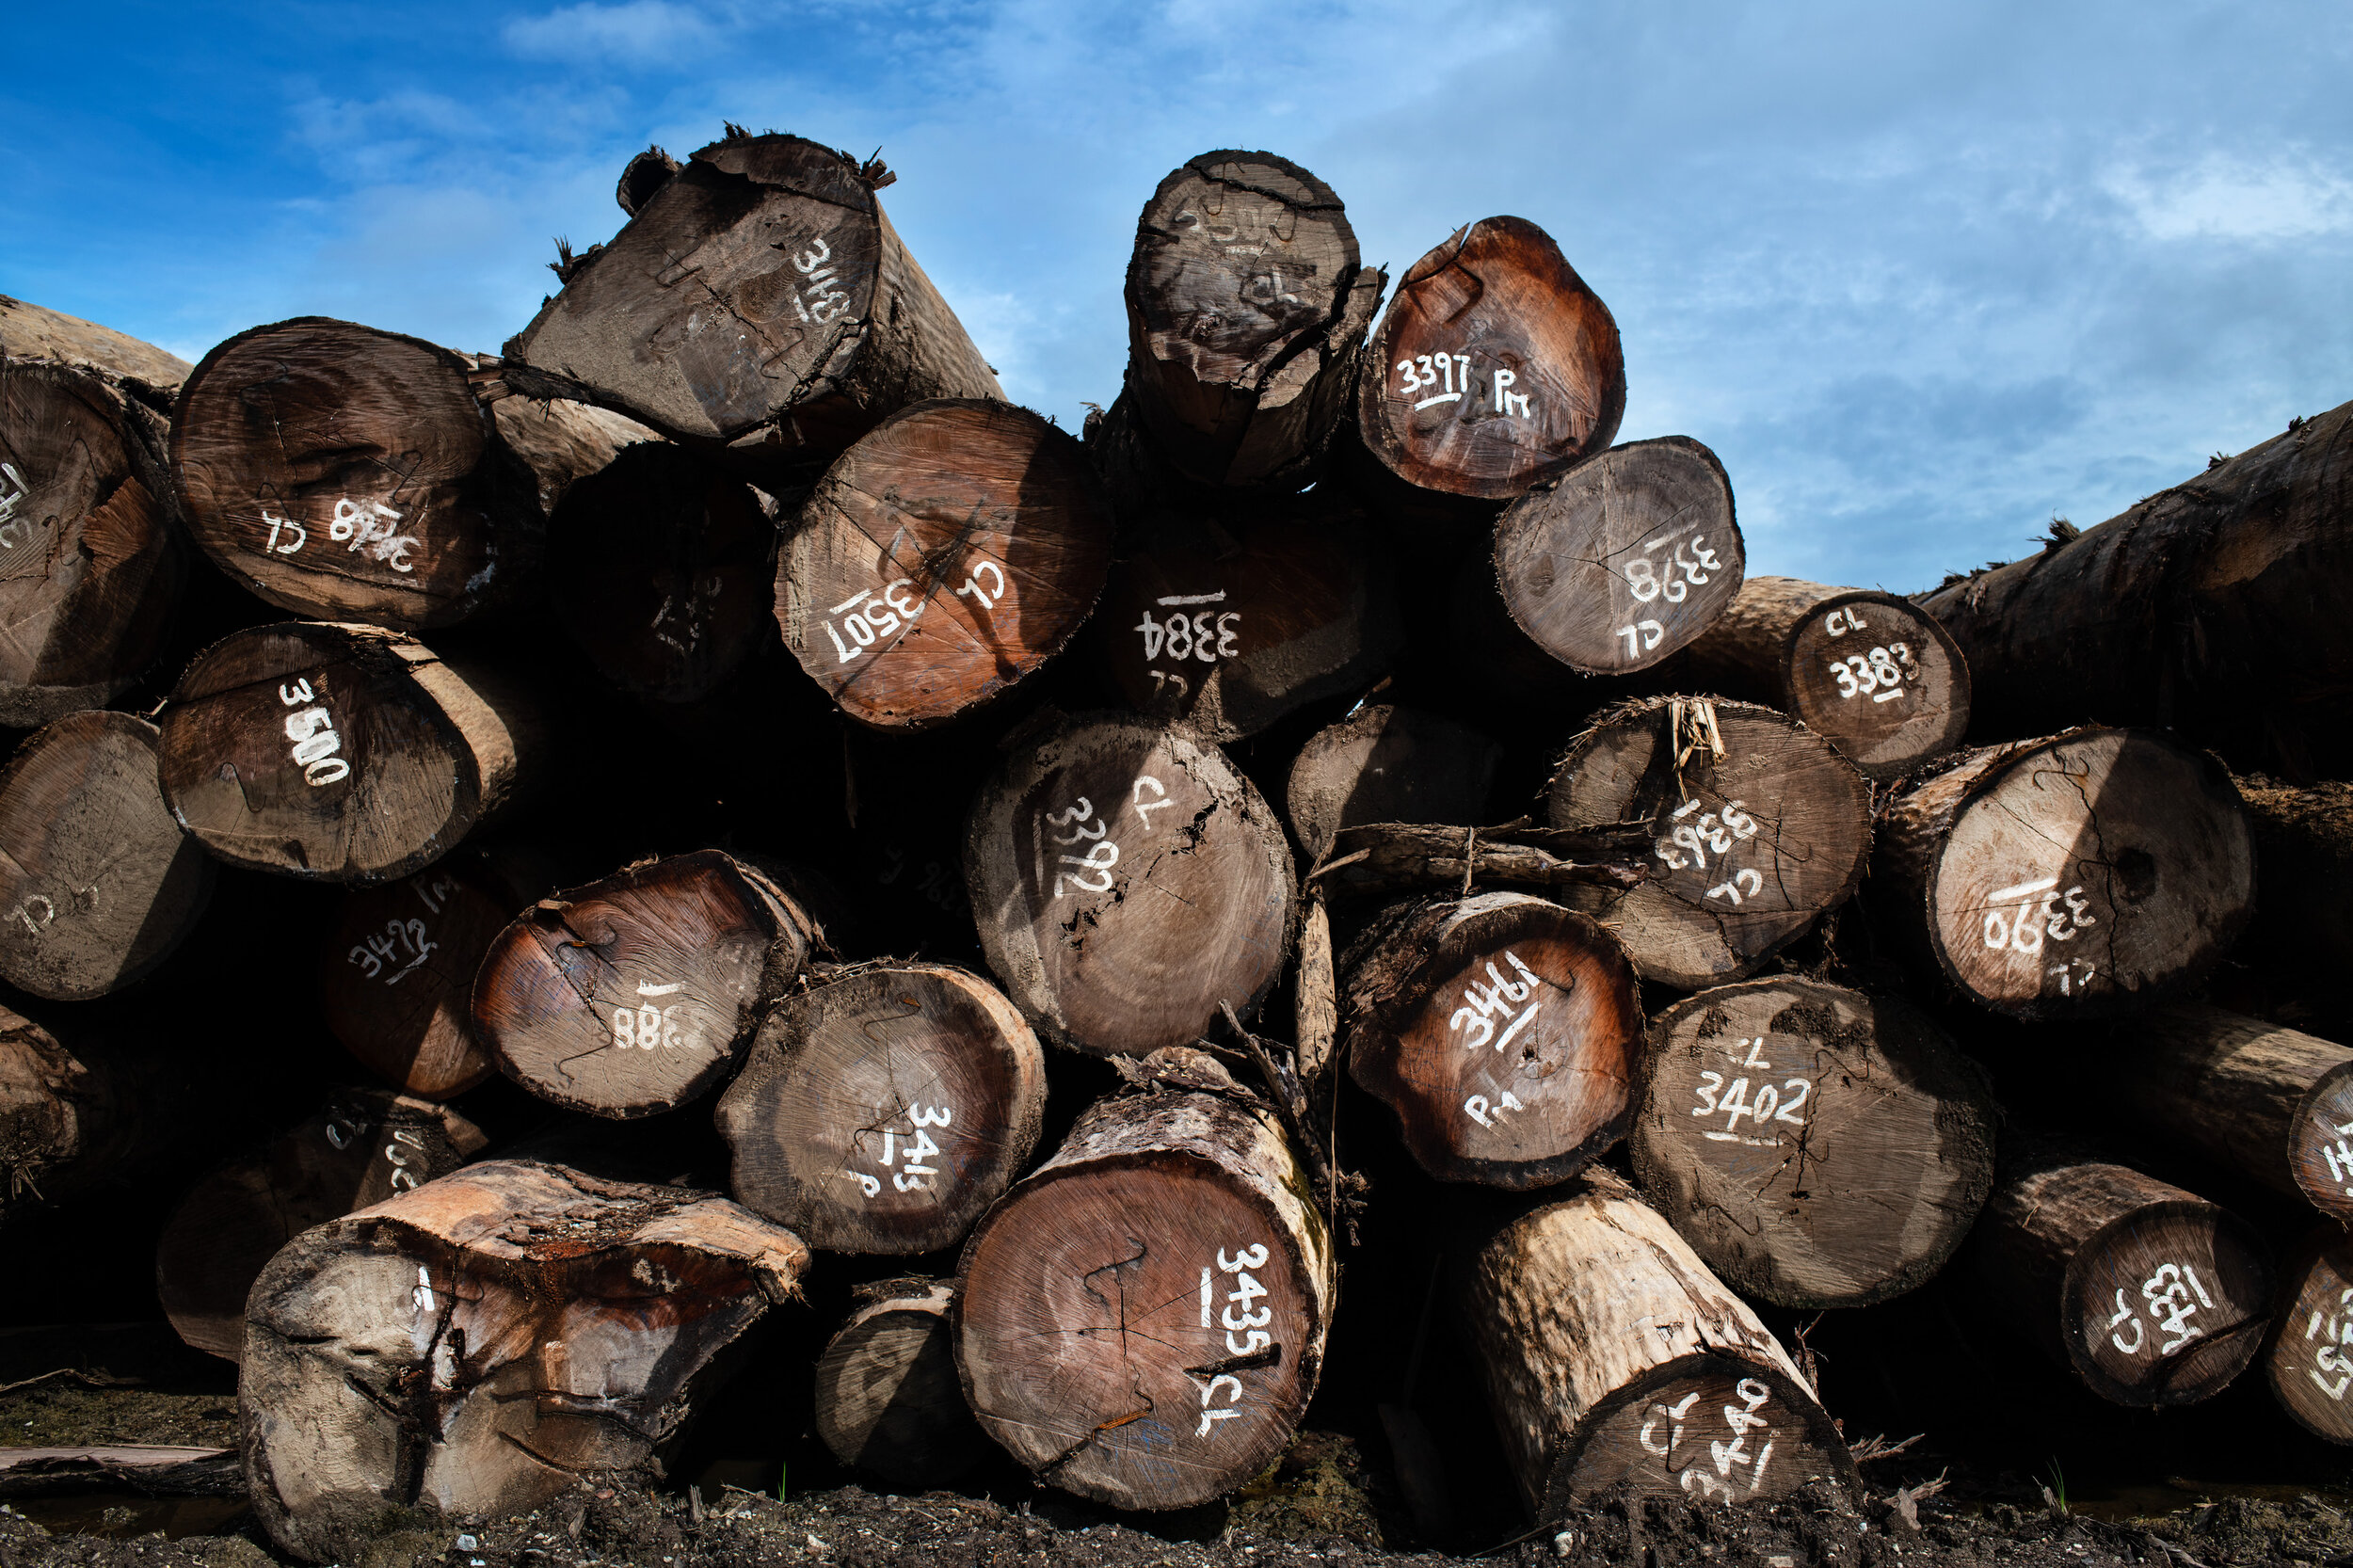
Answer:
1871, 728, 2254, 1019
1341, 892, 1640, 1188
964, 712, 1296, 1058
954, 1048, 1334, 1511
813, 1278, 988, 1488
1284, 704, 1501, 866
1545, 697, 1873, 989
1462, 1172, 1855, 1515
2267, 1226, 2353, 1445
239, 1159, 810, 1564
156, 622, 544, 884
1630, 979, 1995, 1309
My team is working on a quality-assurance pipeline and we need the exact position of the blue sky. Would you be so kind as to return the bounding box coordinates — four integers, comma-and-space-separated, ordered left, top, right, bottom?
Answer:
7, 2, 2349, 589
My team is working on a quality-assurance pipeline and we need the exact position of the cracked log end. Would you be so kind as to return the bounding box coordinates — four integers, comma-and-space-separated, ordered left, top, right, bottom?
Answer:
813, 1279, 988, 1487
2267, 1226, 2353, 1444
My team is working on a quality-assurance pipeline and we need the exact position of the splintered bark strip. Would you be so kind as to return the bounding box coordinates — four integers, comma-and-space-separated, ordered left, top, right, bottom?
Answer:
1284, 704, 1502, 866
813, 1278, 989, 1488
1123, 151, 1383, 489
1631, 980, 1995, 1309
964, 712, 1296, 1058
1315, 822, 1654, 902
504, 131, 1001, 469
954, 1049, 1335, 1512
1341, 892, 1641, 1188
239, 1159, 809, 1565
1872, 728, 2255, 1019
0, 711, 215, 1001
2266, 1227, 2353, 1444
1293, 893, 1338, 1084
472, 851, 815, 1118
1545, 697, 1873, 990
1462, 1172, 1854, 1516
156, 622, 543, 884
155, 1088, 486, 1363
1492, 437, 1745, 674
777, 399, 1112, 730
714, 961, 1046, 1254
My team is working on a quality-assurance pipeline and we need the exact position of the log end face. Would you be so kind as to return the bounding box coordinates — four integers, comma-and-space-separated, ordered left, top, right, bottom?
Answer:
2292, 1063, 2353, 1225
1544, 1356, 1853, 1517
1782, 592, 1972, 777
2268, 1229, 2353, 1444
2059, 1199, 2272, 1408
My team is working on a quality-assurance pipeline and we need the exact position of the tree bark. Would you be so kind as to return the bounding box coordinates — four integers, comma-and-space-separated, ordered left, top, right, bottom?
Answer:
472, 851, 816, 1118
812, 1278, 988, 1488
1284, 705, 1502, 866
1341, 892, 1640, 1189
1869, 728, 2255, 1019
239, 1158, 809, 1564
2266, 1226, 2353, 1445
1, 295, 192, 396
1312, 821, 1654, 904
1461, 1171, 1854, 1517
1545, 697, 1873, 989
964, 712, 1296, 1058
1683, 578, 1971, 778
954, 1048, 1334, 1512
156, 621, 546, 884
776, 399, 1112, 730
0, 711, 215, 1000
1630, 979, 1994, 1309
714, 960, 1046, 1254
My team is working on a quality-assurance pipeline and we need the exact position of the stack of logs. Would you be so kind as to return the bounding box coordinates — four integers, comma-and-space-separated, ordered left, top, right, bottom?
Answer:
1, 127, 2348, 1560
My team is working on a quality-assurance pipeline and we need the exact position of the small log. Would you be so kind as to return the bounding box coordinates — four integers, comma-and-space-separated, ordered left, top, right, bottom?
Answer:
1284, 705, 1502, 866
0, 1004, 136, 1221
1341, 892, 1640, 1189
2266, 1226, 2353, 1445
776, 399, 1112, 730
2233, 776, 2352, 975
813, 1278, 988, 1488
1462, 1172, 1855, 1515
1492, 437, 1745, 674
240, 1158, 809, 1564
714, 960, 1046, 1254
1122, 151, 1383, 489
472, 851, 816, 1118
1682, 578, 1971, 777
155, 621, 545, 884
0, 711, 214, 1000
964, 712, 1295, 1058
1630, 979, 1995, 1309
954, 1048, 1335, 1511
1313, 820, 1654, 903
1, 295, 192, 394
154, 1087, 487, 1362
1545, 697, 1873, 989
1871, 728, 2254, 1018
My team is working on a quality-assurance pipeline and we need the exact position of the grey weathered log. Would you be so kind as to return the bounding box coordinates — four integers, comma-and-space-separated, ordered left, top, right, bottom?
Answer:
813, 1278, 988, 1488
1285, 705, 1502, 866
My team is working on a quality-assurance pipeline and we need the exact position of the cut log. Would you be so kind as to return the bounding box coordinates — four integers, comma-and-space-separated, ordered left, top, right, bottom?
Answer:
239, 1158, 809, 1564
1630, 979, 1995, 1309
0, 1004, 136, 1222
1959, 1142, 2272, 1407
1348, 216, 1625, 510
714, 960, 1046, 1254
1682, 578, 1971, 777
1870, 728, 2254, 1019
776, 399, 1112, 730
954, 1048, 1334, 1511
472, 851, 814, 1118
154, 1087, 487, 1363
503, 131, 1002, 471
1122, 152, 1383, 489
1341, 892, 1641, 1188
1461, 1172, 1854, 1516
2233, 776, 2353, 975
964, 712, 1296, 1058
813, 1278, 988, 1488
1492, 437, 1745, 674
1545, 697, 1874, 989
0, 711, 215, 1000
1, 295, 192, 395
1285, 705, 1502, 866
156, 621, 545, 884
2266, 1226, 2353, 1445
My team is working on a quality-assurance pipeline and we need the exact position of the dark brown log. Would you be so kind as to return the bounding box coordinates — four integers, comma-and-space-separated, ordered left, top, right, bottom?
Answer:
154, 1087, 486, 1362
964, 712, 1295, 1058
1630, 979, 1995, 1309
2233, 776, 2353, 975
472, 851, 816, 1118
2266, 1226, 2353, 1444
713, 960, 1046, 1254
1284, 705, 1501, 866
812, 1278, 988, 1488
0, 1004, 138, 1222
954, 1048, 1334, 1511
1959, 1144, 2272, 1407
776, 399, 1112, 730
1462, 1172, 1854, 1515
1682, 578, 1971, 777
504, 131, 1001, 472
1545, 697, 1874, 989
0, 711, 214, 1000
1, 295, 192, 395
239, 1158, 809, 1563
1870, 728, 2254, 1019
1313, 820, 1654, 903
156, 621, 545, 884
1122, 152, 1383, 489
1492, 437, 1744, 674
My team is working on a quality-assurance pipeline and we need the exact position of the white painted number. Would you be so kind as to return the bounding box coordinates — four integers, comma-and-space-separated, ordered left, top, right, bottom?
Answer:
1827, 643, 1919, 703
2107, 1261, 2217, 1357
1135, 591, 1241, 666
1979, 876, 2098, 978
0, 463, 30, 551
1448, 950, 1545, 1053
789, 235, 853, 326
1689, 1037, 1813, 1148
610, 981, 688, 1051
822, 577, 923, 665
277, 677, 350, 786
1198, 1240, 1276, 1433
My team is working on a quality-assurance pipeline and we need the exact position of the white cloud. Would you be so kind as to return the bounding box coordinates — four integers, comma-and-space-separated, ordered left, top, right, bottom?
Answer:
503, 1, 717, 65
2105, 152, 2353, 241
